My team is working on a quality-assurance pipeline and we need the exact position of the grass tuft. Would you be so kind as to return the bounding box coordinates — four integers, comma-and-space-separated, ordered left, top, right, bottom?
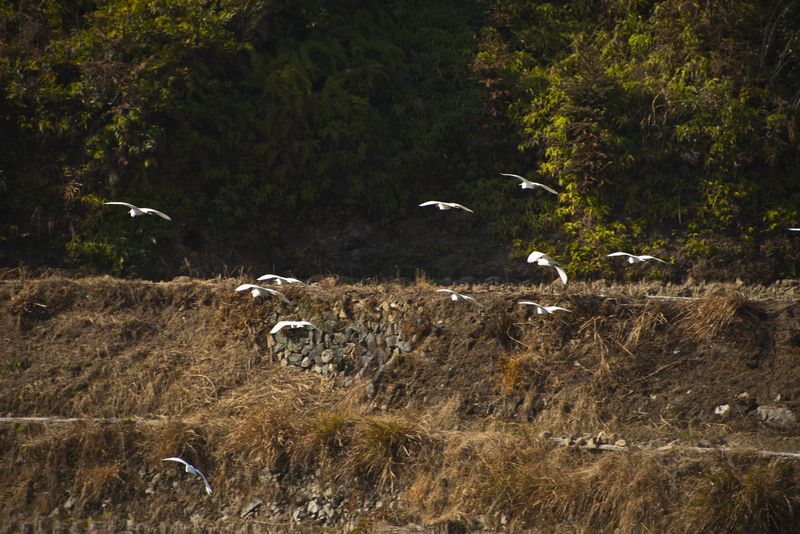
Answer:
344, 413, 431, 491
679, 291, 747, 339
679, 457, 800, 533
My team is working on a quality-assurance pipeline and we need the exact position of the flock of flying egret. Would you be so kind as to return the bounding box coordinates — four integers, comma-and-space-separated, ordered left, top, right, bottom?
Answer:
104, 172, 799, 495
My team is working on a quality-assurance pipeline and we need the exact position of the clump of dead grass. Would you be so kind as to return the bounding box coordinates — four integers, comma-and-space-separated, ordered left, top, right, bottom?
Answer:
497, 353, 543, 395
291, 410, 354, 469
624, 303, 670, 349
678, 456, 800, 533
414, 268, 432, 289
678, 291, 747, 340
143, 420, 207, 462
10, 422, 140, 515
343, 413, 433, 492
223, 400, 306, 470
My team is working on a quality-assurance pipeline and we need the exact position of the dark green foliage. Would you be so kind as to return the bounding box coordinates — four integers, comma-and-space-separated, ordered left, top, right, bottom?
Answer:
1, 0, 498, 275
475, 0, 800, 278
1, 1, 799, 279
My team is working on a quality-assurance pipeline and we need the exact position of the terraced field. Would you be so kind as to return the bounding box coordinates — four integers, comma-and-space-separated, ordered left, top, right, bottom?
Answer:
2, 275, 799, 532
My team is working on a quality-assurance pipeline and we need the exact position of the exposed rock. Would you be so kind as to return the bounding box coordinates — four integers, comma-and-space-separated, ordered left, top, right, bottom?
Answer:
241, 498, 263, 519
714, 404, 730, 416
757, 405, 797, 430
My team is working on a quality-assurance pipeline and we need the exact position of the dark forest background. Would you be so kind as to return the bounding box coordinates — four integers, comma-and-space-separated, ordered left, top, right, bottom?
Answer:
2, 1, 799, 280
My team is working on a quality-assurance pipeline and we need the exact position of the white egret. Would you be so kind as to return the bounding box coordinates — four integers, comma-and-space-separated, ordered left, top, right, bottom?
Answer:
435, 289, 484, 308
104, 201, 171, 221
257, 274, 306, 286
500, 173, 558, 195
270, 320, 318, 335
607, 252, 667, 264
161, 457, 212, 496
418, 201, 474, 213
526, 251, 568, 286
518, 301, 571, 314
235, 284, 291, 304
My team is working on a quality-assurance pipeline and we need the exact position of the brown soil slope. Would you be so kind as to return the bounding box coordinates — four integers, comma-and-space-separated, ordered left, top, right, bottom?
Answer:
2, 276, 800, 532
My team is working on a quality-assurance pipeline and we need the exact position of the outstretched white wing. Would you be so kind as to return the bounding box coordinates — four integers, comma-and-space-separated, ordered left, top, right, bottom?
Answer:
270, 321, 292, 334
139, 208, 172, 221
261, 287, 291, 304
527, 251, 554, 264
553, 263, 568, 286
438, 289, 482, 307
544, 306, 571, 313
104, 201, 137, 209
235, 284, 291, 303
420, 201, 473, 213
638, 255, 667, 264
257, 274, 306, 285
519, 300, 545, 313
607, 252, 634, 258
162, 457, 212, 496
528, 181, 558, 195
500, 173, 557, 194
270, 320, 316, 335
235, 284, 259, 292
447, 202, 474, 213
162, 456, 190, 468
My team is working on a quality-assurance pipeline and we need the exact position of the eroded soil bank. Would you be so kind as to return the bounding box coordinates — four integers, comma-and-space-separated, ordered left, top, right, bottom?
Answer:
2, 275, 799, 532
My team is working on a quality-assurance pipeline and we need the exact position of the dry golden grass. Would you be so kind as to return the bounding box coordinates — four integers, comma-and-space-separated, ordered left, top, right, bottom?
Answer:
678, 291, 747, 340
405, 428, 800, 533
678, 456, 800, 533
3, 422, 141, 516
222, 400, 306, 469
624, 303, 670, 349
414, 268, 432, 289
291, 410, 354, 469
343, 413, 433, 492
5, 276, 800, 530
74, 464, 123, 507
405, 429, 513, 527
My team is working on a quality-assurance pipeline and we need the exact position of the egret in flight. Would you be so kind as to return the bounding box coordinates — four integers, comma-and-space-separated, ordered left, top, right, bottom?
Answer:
518, 301, 571, 314
270, 320, 318, 335
435, 289, 484, 308
607, 252, 667, 264
104, 202, 171, 221
500, 173, 558, 195
161, 457, 212, 496
527, 251, 568, 286
257, 274, 306, 286
419, 201, 474, 213
235, 284, 291, 304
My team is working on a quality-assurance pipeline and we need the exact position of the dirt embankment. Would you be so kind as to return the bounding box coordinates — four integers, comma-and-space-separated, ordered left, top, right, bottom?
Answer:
2, 275, 800, 533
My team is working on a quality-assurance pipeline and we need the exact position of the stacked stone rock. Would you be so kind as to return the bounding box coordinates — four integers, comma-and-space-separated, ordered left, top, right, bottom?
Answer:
269, 301, 415, 376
